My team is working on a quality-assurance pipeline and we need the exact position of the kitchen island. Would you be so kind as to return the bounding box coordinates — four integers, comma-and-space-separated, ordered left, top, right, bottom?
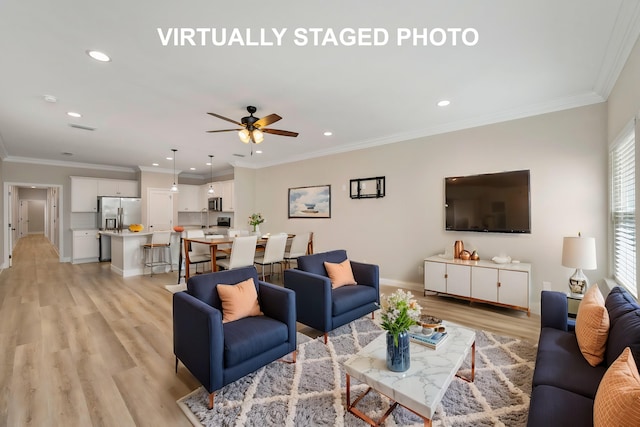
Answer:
100, 230, 179, 277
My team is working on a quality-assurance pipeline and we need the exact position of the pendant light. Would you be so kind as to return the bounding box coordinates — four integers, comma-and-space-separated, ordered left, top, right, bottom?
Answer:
170, 148, 179, 192
207, 154, 215, 195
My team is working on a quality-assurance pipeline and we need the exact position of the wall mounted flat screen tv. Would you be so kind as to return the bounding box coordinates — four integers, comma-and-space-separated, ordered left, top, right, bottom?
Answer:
445, 170, 531, 233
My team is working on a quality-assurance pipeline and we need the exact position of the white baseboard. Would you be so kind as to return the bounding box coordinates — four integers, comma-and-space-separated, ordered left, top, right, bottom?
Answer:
380, 277, 423, 293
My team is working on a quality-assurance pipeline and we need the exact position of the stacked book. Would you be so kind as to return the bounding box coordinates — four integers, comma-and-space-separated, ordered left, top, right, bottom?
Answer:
409, 331, 449, 349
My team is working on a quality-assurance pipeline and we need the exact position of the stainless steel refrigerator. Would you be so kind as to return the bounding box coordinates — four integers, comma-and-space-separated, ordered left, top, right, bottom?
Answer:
97, 197, 142, 261
98, 197, 142, 230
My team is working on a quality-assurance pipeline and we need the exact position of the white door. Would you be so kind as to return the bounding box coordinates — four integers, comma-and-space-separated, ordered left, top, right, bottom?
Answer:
19, 200, 29, 238
147, 189, 174, 231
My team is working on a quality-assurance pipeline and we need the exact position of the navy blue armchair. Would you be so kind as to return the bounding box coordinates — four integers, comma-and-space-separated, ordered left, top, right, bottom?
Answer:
284, 249, 380, 343
173, 266, 296, 409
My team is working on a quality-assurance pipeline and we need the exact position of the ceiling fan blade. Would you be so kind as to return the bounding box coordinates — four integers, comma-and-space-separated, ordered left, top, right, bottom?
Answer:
262, 128, 299, 137
254, 114, 282, 128
207, 112, 243, 126
206, 129, 240, 133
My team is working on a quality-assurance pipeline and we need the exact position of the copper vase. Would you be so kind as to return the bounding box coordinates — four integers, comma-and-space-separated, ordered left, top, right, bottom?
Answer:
454, 241, 464, 259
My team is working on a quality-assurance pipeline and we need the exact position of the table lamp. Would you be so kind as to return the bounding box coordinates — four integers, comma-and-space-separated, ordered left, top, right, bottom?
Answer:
561, 233, 597, 295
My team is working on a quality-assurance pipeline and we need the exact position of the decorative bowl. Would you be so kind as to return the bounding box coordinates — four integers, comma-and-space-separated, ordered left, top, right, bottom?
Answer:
128, 224, 144, 232
419, 314, 442, 328
173, 226, 184, 232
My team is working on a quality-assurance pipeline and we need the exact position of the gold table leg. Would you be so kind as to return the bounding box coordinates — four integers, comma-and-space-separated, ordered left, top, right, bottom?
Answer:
346, 373, 431, 426
456, 340, 476, 383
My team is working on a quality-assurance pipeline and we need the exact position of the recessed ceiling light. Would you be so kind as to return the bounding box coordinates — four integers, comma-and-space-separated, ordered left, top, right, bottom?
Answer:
67, 111, 82, 118
166, 157, 173, 160
86, 50, 111, 62
43, 95, 57, 103
31, 186, 36, 189
324, 131, 333, 136
255, 150, 263, 154
206, 162, 212, 166
190, 167, 196, 171
152, 163, 159, 166
437, 100, 451, 107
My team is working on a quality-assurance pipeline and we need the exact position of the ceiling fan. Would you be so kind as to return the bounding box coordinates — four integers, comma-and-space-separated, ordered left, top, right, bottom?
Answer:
206, 106, 299, 144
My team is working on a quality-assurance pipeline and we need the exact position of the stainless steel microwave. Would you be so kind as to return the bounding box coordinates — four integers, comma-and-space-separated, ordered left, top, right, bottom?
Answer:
208, 197, 222, 211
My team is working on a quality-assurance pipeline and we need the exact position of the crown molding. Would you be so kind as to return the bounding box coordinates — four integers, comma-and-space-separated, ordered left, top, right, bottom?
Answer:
2, 156, 137, 172
593, 0, 640, 98
249, 91, 605, 169
138, 166, 174, 174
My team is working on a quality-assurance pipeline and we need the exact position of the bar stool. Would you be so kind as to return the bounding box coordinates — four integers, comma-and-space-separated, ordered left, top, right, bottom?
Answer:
143, 230, 172, 276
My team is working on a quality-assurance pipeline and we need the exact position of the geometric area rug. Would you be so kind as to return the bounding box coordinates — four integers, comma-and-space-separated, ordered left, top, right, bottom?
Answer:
177, 317, 537, 426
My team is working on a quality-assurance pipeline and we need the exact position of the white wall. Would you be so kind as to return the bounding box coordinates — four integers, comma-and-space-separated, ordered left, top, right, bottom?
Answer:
251, 103, 608, 313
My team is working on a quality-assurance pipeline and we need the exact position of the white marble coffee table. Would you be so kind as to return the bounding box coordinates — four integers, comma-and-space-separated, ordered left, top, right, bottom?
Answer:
343, 322, 476, 426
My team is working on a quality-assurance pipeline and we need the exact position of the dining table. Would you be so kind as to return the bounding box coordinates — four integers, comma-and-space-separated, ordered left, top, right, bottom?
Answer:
179, 233, 312, 282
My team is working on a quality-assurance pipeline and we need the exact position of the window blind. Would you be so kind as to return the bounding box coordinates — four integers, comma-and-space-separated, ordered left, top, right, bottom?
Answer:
610, 130, 636, 296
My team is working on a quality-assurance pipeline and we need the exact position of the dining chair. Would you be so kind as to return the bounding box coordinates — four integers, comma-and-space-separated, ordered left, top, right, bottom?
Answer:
216, 235, 258, 271
185, 229, 211, 274
283, 232, 311, 269
219, 229, 248, 256
254, 233, 288, 281
142, 230, 173, 276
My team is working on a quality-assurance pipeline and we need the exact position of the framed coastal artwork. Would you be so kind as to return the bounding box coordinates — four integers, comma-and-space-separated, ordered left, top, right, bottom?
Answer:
288, 185, 331, 218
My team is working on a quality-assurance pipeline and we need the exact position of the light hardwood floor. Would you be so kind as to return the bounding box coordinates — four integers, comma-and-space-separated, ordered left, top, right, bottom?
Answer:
0, 235, 540, 426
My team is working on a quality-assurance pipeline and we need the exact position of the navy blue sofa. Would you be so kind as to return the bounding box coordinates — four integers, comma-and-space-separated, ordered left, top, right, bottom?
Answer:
173, 266, 297, 409
283, 249, 380, 343
527, 286, 640, 426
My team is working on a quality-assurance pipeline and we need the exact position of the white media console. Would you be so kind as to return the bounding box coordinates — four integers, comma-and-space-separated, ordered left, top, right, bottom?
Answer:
424, 256, 531, 316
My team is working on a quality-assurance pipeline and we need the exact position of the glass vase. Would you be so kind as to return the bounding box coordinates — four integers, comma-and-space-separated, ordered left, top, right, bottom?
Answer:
386, 331, 410, 372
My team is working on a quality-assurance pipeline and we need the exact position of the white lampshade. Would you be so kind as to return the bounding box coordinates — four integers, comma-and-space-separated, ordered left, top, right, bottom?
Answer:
238, 129, 250, 143
252, 129, 264, 143
562, 236, 597, 270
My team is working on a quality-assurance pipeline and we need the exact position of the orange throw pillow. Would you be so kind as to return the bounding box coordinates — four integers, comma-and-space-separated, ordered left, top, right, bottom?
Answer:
575, 284, 610, 366
594, 347, 640, 427
324, 259, 357, 288
217, 278, 262, 323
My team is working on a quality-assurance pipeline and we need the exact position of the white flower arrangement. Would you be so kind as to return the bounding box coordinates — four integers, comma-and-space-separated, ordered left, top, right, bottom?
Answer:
380, 289, 422, 346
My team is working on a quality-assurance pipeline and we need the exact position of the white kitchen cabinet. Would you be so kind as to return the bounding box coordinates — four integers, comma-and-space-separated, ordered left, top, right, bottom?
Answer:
220, 180, 234, 212
70, 177, 98, 212
425, 256, 530, 315
72, 229, 99, 263
200, 184, 214, 209
98, 179, 139, 197
177, 185, 202, 212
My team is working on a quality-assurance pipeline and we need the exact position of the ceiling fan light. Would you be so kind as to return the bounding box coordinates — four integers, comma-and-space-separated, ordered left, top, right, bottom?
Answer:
253, 129, 264, 144
238, 129, 250, 143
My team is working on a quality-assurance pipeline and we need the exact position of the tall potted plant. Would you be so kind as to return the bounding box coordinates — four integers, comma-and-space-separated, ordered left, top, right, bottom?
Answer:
380, 289, 422, 372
